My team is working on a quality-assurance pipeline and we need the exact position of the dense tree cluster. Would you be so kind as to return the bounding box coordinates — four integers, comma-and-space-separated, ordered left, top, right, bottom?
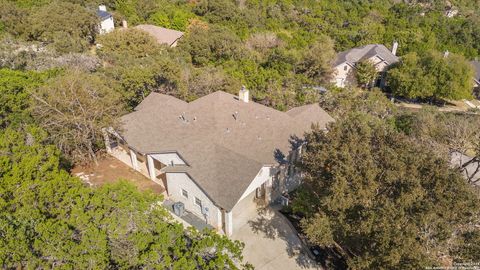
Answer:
1, 1, 480, 268
292, 90, 480, 268
395, 109, 480, 184
1, 1, 98, 53
294, 113, 480, 269
2, 0, 479, 113
0, 126, 250, 269
388, 50, 474, 100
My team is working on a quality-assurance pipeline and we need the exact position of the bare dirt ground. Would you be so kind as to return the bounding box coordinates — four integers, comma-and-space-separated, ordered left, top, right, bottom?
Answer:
71, 155, 165, 194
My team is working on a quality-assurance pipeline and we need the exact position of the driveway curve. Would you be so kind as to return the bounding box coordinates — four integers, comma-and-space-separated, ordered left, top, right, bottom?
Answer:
232, 206, 321, 270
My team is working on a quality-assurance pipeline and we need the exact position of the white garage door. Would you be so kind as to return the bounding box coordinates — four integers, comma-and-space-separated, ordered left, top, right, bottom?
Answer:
232, 190, 258, 231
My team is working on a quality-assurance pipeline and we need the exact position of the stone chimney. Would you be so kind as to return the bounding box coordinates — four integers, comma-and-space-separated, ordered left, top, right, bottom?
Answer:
98, 5, 107, 11
122, 20, 128, 28
239, 86, 249, 103
392, 41, 399, 56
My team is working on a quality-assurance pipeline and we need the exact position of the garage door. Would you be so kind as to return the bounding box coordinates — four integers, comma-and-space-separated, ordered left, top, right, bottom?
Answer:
232, 190, 258, 231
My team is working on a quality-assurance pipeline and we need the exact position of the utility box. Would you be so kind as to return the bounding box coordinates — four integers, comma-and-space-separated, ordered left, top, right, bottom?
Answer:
173, 202, 185, 217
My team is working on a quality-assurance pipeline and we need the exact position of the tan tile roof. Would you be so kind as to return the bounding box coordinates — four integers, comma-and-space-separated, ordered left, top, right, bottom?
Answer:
134, 24, 184, 46
119, 91, 334, 210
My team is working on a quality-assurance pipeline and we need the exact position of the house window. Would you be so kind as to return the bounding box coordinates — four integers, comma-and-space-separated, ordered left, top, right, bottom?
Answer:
181, 189, 188, 198
194, 197, 202, 208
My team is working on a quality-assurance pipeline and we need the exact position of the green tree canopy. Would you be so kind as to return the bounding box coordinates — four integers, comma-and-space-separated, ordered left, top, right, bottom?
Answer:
26, 1, 97, 53
388, 50, 474, 101
0, 68, 55, 128
294, 114, 480, 269
179, 24, 242, 66
97, 28, 163, 64
295, 35, 336, 85
0, 126, 251, 269
354, 60, 378, 89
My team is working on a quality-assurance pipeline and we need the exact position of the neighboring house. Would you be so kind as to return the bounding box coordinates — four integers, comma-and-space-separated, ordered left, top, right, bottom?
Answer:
451, 151, 479, 186
445, 8, 459, 18
471, 61, 480, 98
134, 24, 184, 47
104, 88, 334, 236
332, 43, 400, 88
97, 5, 114, 34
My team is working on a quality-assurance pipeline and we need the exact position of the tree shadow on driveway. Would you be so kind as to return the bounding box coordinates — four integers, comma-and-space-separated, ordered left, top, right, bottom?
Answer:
247, 206, 321, 269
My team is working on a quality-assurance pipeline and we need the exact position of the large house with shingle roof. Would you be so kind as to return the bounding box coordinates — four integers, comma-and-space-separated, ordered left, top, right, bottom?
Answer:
332, 43, 400, 88
104, 88, 333, 235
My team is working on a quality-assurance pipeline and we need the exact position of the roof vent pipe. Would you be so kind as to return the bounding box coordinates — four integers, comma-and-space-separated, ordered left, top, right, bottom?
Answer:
239, 86, 249, 103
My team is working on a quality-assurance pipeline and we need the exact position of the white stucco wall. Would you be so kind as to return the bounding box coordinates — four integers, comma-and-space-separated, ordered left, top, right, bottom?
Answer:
332, 63, 353, 87
151, 153, 186, 166
368, 56, 389, 72
332, 56, 391, 88
99, 17, 114, 34
166, 173, 221, 229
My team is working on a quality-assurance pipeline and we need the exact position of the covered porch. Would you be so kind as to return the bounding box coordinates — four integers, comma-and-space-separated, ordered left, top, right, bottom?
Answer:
104, 129, 175, 194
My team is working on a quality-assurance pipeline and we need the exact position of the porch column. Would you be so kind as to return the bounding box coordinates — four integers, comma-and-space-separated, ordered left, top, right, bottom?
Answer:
102, 128, 112, 153
146, 155, 156, 181
130, 149, 138, 171
225, 211, 233, 236
217, 208, 223, 231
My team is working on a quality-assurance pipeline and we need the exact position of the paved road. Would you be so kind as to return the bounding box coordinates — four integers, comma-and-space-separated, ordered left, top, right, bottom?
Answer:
232, 206, 321, 270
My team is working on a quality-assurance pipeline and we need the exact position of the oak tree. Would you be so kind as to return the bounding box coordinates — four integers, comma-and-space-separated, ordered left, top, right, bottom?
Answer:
295, 114, 480, 269
31, 69, 124, 164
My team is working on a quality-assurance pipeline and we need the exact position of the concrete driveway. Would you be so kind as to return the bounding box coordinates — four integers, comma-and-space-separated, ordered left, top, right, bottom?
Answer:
232, 206, 321, 270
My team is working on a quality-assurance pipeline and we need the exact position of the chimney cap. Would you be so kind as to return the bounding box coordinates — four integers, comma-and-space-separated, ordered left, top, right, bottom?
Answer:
239, 86, 249, 103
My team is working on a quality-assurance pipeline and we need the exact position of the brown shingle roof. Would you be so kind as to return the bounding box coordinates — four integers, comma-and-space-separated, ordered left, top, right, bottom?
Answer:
119, 91, 334, 210
334, 44, 399, 67
134, 24, 184, 46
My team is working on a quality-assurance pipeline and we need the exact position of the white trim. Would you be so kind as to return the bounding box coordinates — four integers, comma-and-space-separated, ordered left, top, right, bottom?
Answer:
130, 149, 138, 171
146, 155, 156, 180
225, 211, 233, 236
